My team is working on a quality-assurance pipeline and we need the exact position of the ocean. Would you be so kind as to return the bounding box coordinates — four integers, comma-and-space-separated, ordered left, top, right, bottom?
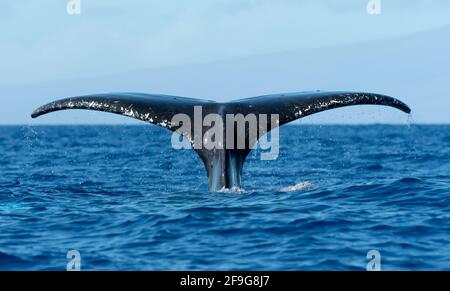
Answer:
0, 124, 449, 270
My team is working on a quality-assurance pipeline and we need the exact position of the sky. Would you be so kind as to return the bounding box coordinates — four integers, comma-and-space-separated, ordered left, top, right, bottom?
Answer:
0, 0, 450, 124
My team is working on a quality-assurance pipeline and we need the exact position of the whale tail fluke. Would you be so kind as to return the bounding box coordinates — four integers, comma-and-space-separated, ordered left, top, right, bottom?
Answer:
31, 91, 411, 191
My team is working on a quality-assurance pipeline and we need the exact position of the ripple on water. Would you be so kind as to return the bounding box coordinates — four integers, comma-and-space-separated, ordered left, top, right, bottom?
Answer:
0, 125, 449, 270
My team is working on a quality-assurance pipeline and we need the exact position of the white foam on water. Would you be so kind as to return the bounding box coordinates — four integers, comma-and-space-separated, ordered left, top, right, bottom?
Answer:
218, 186, 247, 194
279, 181, 314, 192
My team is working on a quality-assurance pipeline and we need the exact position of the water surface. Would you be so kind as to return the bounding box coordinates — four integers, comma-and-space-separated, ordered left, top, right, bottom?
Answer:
0, 125, 449, 270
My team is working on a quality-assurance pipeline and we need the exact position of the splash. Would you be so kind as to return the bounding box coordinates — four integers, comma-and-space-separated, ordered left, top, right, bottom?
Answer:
279, 181, 314, 192
217, 186, 247, 194
407, 113, 414, 128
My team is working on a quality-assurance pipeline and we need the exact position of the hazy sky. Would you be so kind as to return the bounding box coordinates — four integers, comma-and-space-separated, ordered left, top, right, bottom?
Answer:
1, 1, 450, 124
1, 0, 450, 84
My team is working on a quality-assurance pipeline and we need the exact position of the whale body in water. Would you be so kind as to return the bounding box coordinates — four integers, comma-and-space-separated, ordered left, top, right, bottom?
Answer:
32, 91, 411, 191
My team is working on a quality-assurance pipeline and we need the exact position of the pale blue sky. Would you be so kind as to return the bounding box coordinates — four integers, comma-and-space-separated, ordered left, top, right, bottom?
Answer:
1, 0, 450, 124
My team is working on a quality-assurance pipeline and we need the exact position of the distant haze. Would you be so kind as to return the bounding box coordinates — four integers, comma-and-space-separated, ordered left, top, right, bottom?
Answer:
1, 1, 449, 124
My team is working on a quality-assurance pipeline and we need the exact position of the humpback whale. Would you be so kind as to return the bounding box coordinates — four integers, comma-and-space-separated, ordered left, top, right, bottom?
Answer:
31, 91, 411, 191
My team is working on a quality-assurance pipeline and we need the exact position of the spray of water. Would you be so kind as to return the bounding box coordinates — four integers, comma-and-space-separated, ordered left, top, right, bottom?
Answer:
279, 181, 314, 192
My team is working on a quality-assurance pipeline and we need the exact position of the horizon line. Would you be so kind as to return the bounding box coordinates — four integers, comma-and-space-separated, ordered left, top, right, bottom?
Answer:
0, 123, 448, 126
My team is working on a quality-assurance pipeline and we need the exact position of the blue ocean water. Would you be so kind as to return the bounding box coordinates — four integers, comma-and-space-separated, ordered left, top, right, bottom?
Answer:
0, 124, 449, 270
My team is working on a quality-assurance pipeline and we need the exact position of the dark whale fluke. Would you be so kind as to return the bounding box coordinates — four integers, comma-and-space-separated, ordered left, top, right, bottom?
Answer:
32, 91, 411, 191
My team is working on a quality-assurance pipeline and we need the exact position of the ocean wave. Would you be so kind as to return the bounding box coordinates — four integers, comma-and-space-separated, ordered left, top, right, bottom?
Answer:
1, 125, 449, 270
279, 181, 314, 192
